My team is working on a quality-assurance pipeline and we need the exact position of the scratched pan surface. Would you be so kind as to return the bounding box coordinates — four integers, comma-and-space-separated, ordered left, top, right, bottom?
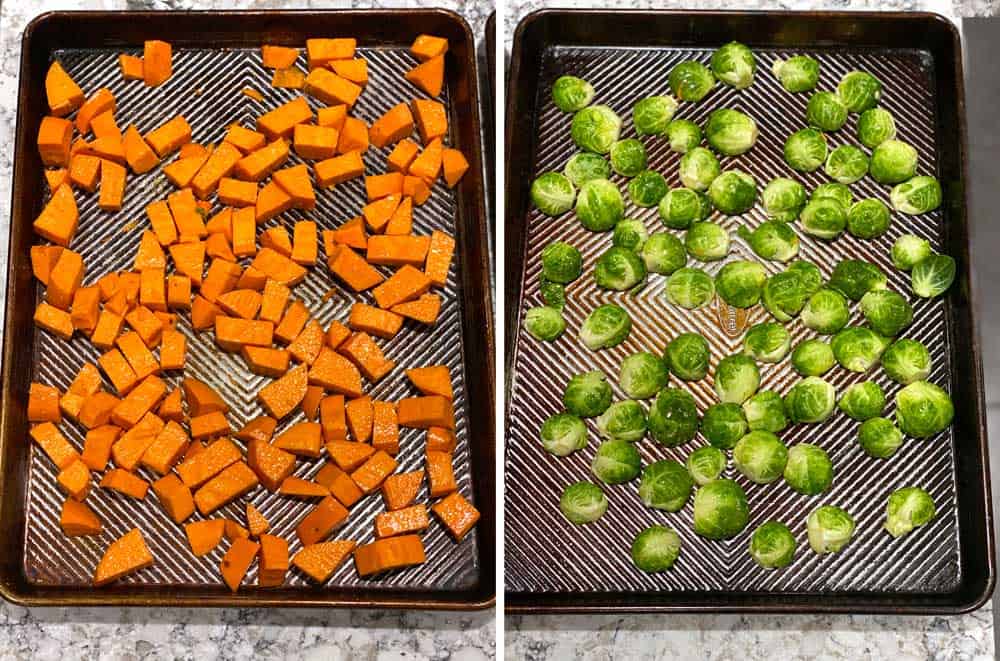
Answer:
504, 11, 993, 613
1, 10, 494, 609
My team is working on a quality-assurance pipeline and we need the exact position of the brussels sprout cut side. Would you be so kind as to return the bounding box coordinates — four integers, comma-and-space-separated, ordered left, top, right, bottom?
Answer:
552, 75, 596, 113
559, 482, 608, 524
911, 254, 955, 298
838, 70, 882, 113
531, 172, 576, 216
785, 377, 837, 424
743, 323, 792, 364
540, 412, 588, 457
639, 459, 693, 512
660, 188, 711, 230
801, 288, 850, 335
828, 259, 887, 302
881, 338, 931, 385
715, 260, 767, 308
884, 487, 936, 538
892, 234, 932, 271
772, 55, 819, 93
857, 107, 896, 148
693, 479, 750, 540
580, 304, 632, 350
859, 289, 913, 337
596, 400, 647, 442
762, 177, 807, 222
612, 219, 649, 252
686, 222, 731, 262
687, 446, 727, 486
679, 147, 722, 192
643, 233, 687, 275
791, 339, 835, 376
750, 521, 798, 569
715, 354, 761, 404
631, 525, 682, 572
858, 417, 904, 459
800, 197, 847, 240
711, 41, 757, 89
666, 267, 716, 309
895, 381, 954, 438
628, 170, 669, 208
824, 145, 869, 184
564, 152, 611, 187
847, 199, 891, 240
831, 326, 891, 373
870, 139, 918, 185
838, 382, 886, 421
807, 505, 856, 553
592, 440, 643, 484
891, 176, 942, 215
743, 391, 789, 433
738, 221, 799, 263
594, 247, 647, 291
524, 306, 566, 342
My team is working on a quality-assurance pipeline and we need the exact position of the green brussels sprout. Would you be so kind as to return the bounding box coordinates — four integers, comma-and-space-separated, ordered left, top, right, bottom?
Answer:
576, 178, 624, 231
749, 521, 798, 569
638, 459, 693, 511
762, 271, 809, 322
710, 41, 756, 89
619, 351, 669, 400
837, 70, 882, 113
806, 91, 848, 132
857, 107, 897, 148
541, 241, 582, 284
679, 147, 722, 192
742, 390, 789, 433
824, 145, 869, 184
632, 96, 679, 136
609, 139, 648, 177
705, 109, 758, 156
666, 119, 703, 153
784, 128, 828, 173
882, 338, 931, 385
892, 234, 933, 271
771, 55, 820, 93
540, 412, 588, 456
539, 278, 565, 309
715, 260, 767, 308
859, 289, 913, 337
580, 304, 632, 350
594, 246, 646, 291
642, 232, 687, 275
733, 431, 788, 484
801, 288, 850, 335
847, 199, 891, 240
791, 339, 836, 377
785, 377, 837, 424
524, 306, 566, 341
685, 222, 731, 262
870, 139, 918, 185
783, 443, 834, 496
596, 400, 647, 442
828, 259, 887, 301
665, 332, 710, 381
563, 371, 613, 418
895, 380, 954, 438
693, 479, 749, 540
788, 260, 824, 295
858, 417, 904, 458
799, 197, 847, 240
551, 75, 595, 112
559, 481, 608, 524
811, 182, 853, 207
647, 388, 700, 447
737, 221, 799, 262
659, 188, 711, 230
807, 505, 856, 553
686, 446, 727, 486
665, 267, 716, 309
831, 326, 891, 372
631, 525, 682, 572
762, 177, 808, 222
591, 439, 642, 484
530, 172, 575, 216
701, 403, 749, 450
911, 254, 955, 298
571, 105, 622, 154
743, 322, 792, 363
668, 61, 715, 102
628, 170, 669, 208
838, 381, 886, 420
884, 487, 936, 538
563, 152, 611, 187
612, 219, 649, 252
714, 354, 761, 404
891, 176, 943, 215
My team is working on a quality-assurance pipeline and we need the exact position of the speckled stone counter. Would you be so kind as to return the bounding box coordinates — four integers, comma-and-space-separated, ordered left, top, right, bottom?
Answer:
0, 1, 495, 659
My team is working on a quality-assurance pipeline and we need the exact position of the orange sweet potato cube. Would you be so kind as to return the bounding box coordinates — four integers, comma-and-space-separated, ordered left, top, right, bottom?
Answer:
431, 491, 480, 541
296, 496, 349, 546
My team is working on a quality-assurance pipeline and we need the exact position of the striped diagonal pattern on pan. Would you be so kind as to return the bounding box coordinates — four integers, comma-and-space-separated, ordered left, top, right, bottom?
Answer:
506, 45, 959, 594
25, 45, 480, 591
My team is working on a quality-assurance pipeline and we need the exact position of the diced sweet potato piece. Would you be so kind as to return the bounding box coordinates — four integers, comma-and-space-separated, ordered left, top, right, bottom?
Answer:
123, 125, 159, 174
30, 245, 62, 285
225, 519, 250, 541
262, 45, 299, 69
251, 248, 308, 287
391, 293, 441, 324
214, 316, 274, 353
257, 97, 313, 139
28, 383, 61, 423
235, 138, 290, 181
78, 391, 121, 430
348, 303, 403, 340
258, 280, 291, 326
320, 395, 347, 442
246, 503, 270, 537
143, 40, 172, 86
70, 286, 101, 333
61, 498, 102, 536
411, 34, 448, 62
177, 437, 241, 488
294, 124, 338, 160
425, 229, 455, 288
100, 468, 150, 499
287, 319, 325, 365
47, 248, 84, 310
111, 374, 167, 429
141, 419, 189, 474
432, 491, 480, 541
296, 496, 349, 545
409, 137, 443, 183
387, 139, 420, 174
159, 329, 186, 370
291, 220, 318, 265
242, 345, 290, 377
116, 331, 160, 381
327, 246, 383, 292
190, 410, 231, 440
258, 363, 308, 419
304, 68, 362, 107
123, 305, 163, 348
271, 67, 305, 90
258, 533, 289, 587
274, 300, 310, 344
399, 395, 455, 429
406, 365, 453, 400
353, 534, 425, 577
292, 540, 356, 582
337, 117, 368, 154
206, 231, 237, 262
375, 504, 429, 538
34, 301, 74, 340
168, 241, 205, 288
442, 148, 470, 187
30, 422, 79, 469
382, 471, 424, 511
217, 288, 262, 320
308, 347, 364, 398
181, 377, 228, 418
224, 124, 267, 154
247, 438, 297, 492
145, 115, 192, 157
157, 387, 184, 422
33, 184, 78, 246
194, 461, 259, 515
93, 528, 154, 586
110, 411, 164, 470
412, 99, 448, 144
326, 440, 375, 472
326, 320, 351, 349
361, 194, 400, 233
236, 416, 278, 444
320, 465, 364, 507
371, 400, 400, 455
153, 473, 195, 523
185, 519, 225, 556
405, 55, 444, 98
220, 537, 259, 592
38, 116, 73, 167
57, 459, 91, 501
191, 142, 242, 199
317, 105, 348, 130
339, 332, 395, 383
314, 151, 365, 188
98, 348, 138, 394
191, 295, 220, 331
385, 196, 414, 235
350, 450, 398, 494
279, 476, 329, 498
426, 450, 458, 498
344, 396, 373, 443
237, 265, 267, 291
46, 61, 85, 117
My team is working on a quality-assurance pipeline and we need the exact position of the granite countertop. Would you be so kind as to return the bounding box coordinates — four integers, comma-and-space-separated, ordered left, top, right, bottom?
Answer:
0, 1, 495, 659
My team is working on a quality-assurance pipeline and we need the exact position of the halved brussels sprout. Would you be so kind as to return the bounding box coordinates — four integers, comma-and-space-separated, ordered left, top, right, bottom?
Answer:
891, 234, 933, 271
785, 376, 837, 424
580, 304, 631, 350
772, 55, 819, 93
705, 109, 759, 156
540, 412, 587, 456
895, 380, 954, 438
734, 431, 788, 484
791, 339, 835, 377
596, 400, 647, 442
559, 481, 608, 524
870, 139, 918, 185
628, 170, 669, 208
828, 259, 887, 301
693, 478, 749, 540
685, 222, 731, 262
594, 246, 646, 290
666, 119, 703, 153
749, 521, 797, 569
784, 443, 833, 496
708, 169, 757, 216
811, 182, 853, 208
788, 260, 824, 295
847, 198, 891, 240
762, 271, 809, 322
711, 41, 756, 89
831, 326, 891, 372
668, 61, 715, 102
800, 197, 847, 240
892, 176, 943, 215
576, 178, 624, 231
806, 91, 848, 132
702, 402, 749, 450
665, 332, 710, 381
857, 107, 896, 148
679, 147, 722, 191
638, 459, 693, 511
631, 525, 682, 572
715, 354, 761, 404
530, 172, 575, 215
881, 338, 931, 385
609, 139, 648, 177
612, 219, 649, 252
858, 417, 904, 458
647, 388, 700, 447
642, 232, 687, 274
591, 439, 642, 484
563, 152, 611, 186
666, 267, 716, 309
762, 177, 807, 222
563, 371, 613, 418
837, 70, 881, 113
807, 505, 856, 553
824, 145, 869, 184
541, 241, 583, 283
742, 390, 789, 433
552, 75, 595, 112
859, 289, 913, 337
884, 487, 936, 538
801, 288, 850, 335
838, 381, 886, 420
659, 188, 711, 230
540, 278, 565, 309
738, 221, 799, 262
632, 95, 679, 136
715, 260, 767, 308
743, 323, 792, 364
911, 254, 955, 298
524, 306, 565, 341
571, 105, 622, 154
619, 351, 669, 400
686, 446, 727, 486
784, 128, 828, 173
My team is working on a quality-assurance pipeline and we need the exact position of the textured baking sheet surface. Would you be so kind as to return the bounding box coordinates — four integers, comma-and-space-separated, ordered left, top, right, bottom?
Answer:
25, 45, 480, 591
506, 45, 960, 594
